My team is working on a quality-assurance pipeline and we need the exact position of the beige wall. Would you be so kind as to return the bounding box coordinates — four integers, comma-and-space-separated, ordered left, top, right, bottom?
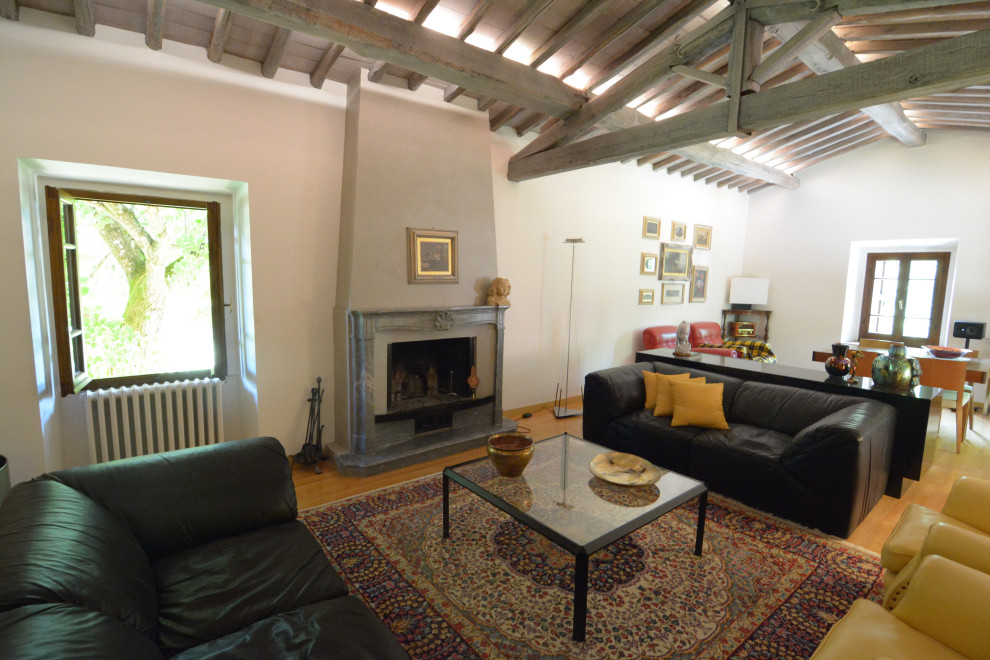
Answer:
745, 131, 990, 384
0, 13, 346, 481
337, 77, 498, 310
491, 132, 750, 408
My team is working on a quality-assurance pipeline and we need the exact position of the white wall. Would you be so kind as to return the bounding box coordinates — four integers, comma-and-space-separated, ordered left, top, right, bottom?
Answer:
0, 12, 346, 482
491, 133, 750, 409
745, 131, 990, 369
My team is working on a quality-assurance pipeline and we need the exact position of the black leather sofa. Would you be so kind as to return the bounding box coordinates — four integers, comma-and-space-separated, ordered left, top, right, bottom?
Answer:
584, 362, 896, 537
0, 436, 408, 659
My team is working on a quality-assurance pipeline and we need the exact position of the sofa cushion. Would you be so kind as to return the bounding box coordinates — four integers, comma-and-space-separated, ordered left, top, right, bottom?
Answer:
172, 596, 409, 660
642, 370, 660, 409
651, 373, 696, 416
604, 410, 699, 475
652, 362, 744, 418
0, 481, 158, 639
670, 380, 728, 429
154, 520, 348, 654
0, 603, 163, 660
42, 437, 297, 562
729, 381, 860, 436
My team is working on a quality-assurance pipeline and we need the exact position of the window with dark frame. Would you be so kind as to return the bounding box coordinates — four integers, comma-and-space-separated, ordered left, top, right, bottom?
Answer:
858, 251, 950, 348
45, 186, 227, 396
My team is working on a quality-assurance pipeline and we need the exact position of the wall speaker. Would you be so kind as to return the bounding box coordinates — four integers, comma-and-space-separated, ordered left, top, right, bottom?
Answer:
953, 321, 986, 340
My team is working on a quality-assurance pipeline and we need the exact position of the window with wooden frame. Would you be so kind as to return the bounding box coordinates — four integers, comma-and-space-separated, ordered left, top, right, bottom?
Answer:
45, 186, 226, 396
858, 251, 950, 348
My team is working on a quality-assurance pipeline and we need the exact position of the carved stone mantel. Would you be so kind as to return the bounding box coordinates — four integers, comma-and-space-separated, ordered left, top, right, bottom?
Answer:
330, 305, 514, 475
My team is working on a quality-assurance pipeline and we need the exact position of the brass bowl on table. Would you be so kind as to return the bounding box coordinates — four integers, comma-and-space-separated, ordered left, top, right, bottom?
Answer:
487, 433, 535, 477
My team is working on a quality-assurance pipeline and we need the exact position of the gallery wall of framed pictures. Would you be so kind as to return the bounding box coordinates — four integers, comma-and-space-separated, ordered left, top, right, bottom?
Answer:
639, 215, 712, 306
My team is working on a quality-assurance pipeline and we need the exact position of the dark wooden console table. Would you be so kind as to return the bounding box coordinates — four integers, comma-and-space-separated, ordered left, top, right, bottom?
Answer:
635, 348, 941, 498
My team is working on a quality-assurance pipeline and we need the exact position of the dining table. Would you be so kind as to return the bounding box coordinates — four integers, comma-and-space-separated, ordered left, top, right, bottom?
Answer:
811, 343, 989, 385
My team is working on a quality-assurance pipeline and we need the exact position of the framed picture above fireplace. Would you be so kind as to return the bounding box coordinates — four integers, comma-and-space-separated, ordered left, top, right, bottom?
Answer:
407, 228, 458, 284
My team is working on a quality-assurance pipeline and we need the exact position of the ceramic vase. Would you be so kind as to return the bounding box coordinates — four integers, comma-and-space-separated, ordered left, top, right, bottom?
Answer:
871, 342, 922, 391
824, 343, 852, 379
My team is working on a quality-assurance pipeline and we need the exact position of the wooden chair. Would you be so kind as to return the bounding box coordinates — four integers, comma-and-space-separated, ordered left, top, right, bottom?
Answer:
858, 338, 895, 349
917, 357, 972, 453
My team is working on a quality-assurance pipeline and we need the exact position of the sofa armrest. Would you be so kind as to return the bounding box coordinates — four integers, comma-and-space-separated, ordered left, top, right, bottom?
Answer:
884, 523, 990, 610
583, 363, 653, 442
941, 476, 990, 534
41, 437, 297, 561
782, 401, 895, 536
893, 555, 990, 660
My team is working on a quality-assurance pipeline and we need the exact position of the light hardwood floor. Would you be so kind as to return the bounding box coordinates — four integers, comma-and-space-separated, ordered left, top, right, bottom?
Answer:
292, 403, 990, 554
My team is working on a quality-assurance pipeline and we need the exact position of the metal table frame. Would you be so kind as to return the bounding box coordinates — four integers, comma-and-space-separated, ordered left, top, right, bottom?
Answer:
442, 434, 707, 642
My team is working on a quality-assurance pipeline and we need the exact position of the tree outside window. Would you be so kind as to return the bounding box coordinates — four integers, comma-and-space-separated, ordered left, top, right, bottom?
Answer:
46, 186, 226, 395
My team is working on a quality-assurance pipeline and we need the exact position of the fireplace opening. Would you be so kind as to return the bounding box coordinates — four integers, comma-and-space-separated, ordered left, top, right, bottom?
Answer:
386, 337, 478, 421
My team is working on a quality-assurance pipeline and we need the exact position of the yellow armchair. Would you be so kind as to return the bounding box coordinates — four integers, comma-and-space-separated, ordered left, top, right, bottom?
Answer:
811, 555, 990, 660
881, 476, 990, 581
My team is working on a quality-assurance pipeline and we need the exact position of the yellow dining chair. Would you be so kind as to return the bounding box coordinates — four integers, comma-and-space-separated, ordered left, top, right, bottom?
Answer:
918, 358, 972, 453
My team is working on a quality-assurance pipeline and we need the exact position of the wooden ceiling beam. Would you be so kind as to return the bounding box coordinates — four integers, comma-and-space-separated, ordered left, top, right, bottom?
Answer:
585, 0, 723, 91
0, 0, 18, 21
507, 28, 990, 181
146, 0, 165, 50
559, 0, 667, 80
834, 18, 990, 39
528, 0, 613, 68
74, 0, 95, 36
670, 142, 800, 189
512, 7, 735, 163
403, 1, 442, 90
311, 43, 344, 88
838, 2, 990, 25
261, 27, 291, 78
748, 0, 985, 25
459, 0, 497, 40
207, 8, 235, 63
750, 10, 841, 85
769, 21, 926, 147
195, 0, 587, 118
515, 111, 546, 137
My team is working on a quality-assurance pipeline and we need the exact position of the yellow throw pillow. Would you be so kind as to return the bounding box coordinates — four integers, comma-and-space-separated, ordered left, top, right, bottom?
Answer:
652, 373, 699, 417
669, 379, 730, 429
643, 371, 659, 409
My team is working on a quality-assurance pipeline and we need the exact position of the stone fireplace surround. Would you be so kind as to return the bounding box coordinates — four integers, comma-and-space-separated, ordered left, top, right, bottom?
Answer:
329, 305, 516, 475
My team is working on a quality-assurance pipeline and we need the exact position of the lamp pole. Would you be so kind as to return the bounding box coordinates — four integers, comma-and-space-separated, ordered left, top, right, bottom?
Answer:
554, 238, 584, 419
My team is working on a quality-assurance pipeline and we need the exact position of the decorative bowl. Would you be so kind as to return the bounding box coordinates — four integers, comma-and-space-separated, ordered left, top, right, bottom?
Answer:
590, 452, 663, 486
487, 433, 535, 477
922, 345, 970, 359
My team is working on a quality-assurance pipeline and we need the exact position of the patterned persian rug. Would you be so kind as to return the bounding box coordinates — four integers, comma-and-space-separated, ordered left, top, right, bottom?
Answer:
302, 474, 883, 660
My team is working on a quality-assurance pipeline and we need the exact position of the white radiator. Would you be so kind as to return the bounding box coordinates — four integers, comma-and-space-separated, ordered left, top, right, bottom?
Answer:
83, 378, 224, 464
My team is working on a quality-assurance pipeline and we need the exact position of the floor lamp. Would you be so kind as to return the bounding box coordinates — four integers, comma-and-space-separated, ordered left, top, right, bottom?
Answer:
554, 238, 584, 419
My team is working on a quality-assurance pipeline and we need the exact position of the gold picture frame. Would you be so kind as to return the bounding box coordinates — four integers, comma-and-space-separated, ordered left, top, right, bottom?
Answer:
642, 216, 660, 239
661, 282, 684, 305
407, 228, 458, 284
639, 289, 655, 305
689, 266, 708, 302
659, 242, 692, 280
640, 252, 658, 275
694, 224, 712, 250
671, 221, 687, 242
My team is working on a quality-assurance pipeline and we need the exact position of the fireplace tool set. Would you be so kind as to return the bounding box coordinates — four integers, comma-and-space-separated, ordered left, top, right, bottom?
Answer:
294, 377, 325, 474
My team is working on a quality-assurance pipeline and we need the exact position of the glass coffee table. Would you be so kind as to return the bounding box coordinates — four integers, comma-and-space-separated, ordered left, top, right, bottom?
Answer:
442, 433, 707, 642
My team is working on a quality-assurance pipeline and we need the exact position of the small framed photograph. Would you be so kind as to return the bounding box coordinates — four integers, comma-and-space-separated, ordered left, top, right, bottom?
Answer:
694, 224, 712, 250
659, 242, 692, 280
638, 289, 655, 305
642, 216, 660, 239
671, 221, 688, 242
689, 266, 708, 302
407, 228, 458, 284
640, 252, 658, 275
661, 282, 684, 305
